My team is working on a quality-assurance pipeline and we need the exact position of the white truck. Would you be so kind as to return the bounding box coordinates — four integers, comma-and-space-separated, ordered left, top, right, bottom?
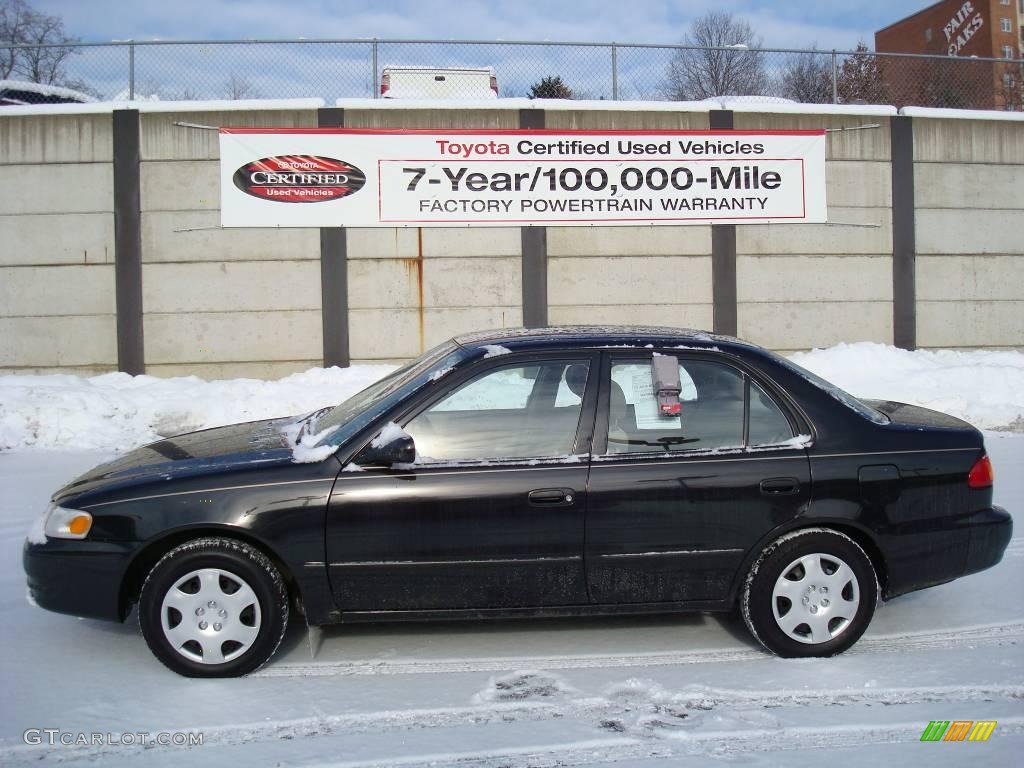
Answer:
380, 67, 498, 99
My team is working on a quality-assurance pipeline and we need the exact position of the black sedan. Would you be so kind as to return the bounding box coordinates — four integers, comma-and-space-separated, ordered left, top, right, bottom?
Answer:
24, 327, 1012, 677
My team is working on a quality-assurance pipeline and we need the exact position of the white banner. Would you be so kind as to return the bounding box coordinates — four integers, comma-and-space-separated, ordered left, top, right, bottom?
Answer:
219, 129, 827, 228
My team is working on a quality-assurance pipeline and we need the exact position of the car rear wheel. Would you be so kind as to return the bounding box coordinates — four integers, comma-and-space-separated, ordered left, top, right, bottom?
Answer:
741, 528, 878, 657
139, 537, 289, 677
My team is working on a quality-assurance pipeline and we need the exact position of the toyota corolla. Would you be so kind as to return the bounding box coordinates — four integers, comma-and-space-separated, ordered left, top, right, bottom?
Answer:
24, 327, 1012, 676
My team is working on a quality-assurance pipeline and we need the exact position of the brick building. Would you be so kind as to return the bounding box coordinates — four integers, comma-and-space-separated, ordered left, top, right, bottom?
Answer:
875, 0, 1023, 109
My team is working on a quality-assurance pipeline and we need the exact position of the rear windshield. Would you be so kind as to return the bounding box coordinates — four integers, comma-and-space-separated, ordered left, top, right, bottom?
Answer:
767, 352, 890, 425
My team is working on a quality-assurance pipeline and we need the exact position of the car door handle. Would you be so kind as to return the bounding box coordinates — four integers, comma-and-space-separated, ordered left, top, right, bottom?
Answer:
528, 488, 575, 506
760, 478, 800, 496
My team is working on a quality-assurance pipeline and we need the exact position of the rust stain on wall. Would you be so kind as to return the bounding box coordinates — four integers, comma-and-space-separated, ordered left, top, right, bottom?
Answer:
402, 228, 425, 353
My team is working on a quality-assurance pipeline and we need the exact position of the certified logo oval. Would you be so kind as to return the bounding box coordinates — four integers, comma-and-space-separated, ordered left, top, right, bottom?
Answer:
233, 155, 365, 203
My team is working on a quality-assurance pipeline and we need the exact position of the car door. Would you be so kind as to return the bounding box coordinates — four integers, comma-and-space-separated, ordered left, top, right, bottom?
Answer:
585, 350, 812, 605
325, 351, 599, 613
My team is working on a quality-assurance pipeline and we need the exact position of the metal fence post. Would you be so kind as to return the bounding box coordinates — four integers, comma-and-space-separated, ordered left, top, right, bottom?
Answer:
611, 43, 618, 100
831, 49, 839, 104
128, 42, 135, 101
372, 38, 379, 98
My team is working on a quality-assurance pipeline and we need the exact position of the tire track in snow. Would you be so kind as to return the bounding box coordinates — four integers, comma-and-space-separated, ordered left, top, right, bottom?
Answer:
253, 620, 1024, 678
305, 717, 1024, 768
2, 684, 1021, 765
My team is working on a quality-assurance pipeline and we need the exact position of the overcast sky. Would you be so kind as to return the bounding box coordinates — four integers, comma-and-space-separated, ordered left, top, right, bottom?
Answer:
34, 0, 935, 51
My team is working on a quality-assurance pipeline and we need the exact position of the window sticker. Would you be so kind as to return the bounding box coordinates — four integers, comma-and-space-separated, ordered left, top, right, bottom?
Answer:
630, 368, 682, 430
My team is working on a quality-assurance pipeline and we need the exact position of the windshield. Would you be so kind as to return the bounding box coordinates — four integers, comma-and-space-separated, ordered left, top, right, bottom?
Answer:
767, 352, 890, 425
309, 340, 467, 446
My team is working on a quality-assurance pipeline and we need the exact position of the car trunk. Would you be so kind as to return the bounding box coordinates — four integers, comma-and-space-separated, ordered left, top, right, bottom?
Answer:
863, 400, 980, 432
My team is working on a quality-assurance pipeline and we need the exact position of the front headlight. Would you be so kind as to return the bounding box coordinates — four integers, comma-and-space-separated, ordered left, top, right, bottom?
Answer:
39, 505, 93, 541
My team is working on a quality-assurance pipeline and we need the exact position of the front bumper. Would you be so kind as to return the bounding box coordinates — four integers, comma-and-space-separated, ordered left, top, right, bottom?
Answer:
963, 505, 1013, 577
23, 538, 135, 622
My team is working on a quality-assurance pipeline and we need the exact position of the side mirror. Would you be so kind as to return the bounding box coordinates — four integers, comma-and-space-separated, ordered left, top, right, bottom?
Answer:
355, 433, 416, 467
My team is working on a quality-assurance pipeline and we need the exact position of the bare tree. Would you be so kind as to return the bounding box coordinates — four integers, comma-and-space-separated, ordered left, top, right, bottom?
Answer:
996, 65, 1023, 111
666, 12, 767, 100
780, 47, 833, 104
0, 0, 81, 85
836, 43, 888, 104
224, 73, 260, 100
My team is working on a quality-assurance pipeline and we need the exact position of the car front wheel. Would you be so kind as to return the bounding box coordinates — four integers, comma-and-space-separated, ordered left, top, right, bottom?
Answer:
138, 537, 289, 677
741, 528, 878, 657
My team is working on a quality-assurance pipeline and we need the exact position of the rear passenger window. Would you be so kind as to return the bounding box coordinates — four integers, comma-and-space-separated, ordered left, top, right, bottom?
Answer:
606, 358, 794, 454
608, 359, 744, 453
749, 380, 795, 446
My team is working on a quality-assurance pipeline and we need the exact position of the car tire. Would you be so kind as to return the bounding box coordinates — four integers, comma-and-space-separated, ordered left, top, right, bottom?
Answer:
741, 528, 878, 658
138, 537, 289, 677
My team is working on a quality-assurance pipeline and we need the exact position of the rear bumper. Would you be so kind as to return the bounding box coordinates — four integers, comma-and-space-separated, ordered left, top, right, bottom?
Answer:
883, 505, 1012, 599
23, 538, 134, 622
963, 505, 1013, 577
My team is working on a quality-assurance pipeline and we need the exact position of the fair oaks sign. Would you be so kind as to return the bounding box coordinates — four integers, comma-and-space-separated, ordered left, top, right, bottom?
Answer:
219, 128, 827, 228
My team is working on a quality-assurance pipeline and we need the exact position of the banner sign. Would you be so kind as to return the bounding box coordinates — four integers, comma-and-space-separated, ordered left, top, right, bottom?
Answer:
219, 128, 827, 228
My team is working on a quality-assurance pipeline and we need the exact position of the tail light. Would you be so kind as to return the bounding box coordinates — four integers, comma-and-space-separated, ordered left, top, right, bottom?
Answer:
380, 72, 390, 96
968, 454, 994, 489
490, 75, 498, 95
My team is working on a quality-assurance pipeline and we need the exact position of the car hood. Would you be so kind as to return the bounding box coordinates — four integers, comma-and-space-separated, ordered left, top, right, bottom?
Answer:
54, 416, 303, 503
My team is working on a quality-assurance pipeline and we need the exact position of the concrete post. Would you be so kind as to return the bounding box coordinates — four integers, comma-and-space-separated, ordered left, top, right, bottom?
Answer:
113, 109, 145, 375
709, 109, 738, 337
520, 107, 548, 328
318, 107, 351, 367
890, 115, 917, 350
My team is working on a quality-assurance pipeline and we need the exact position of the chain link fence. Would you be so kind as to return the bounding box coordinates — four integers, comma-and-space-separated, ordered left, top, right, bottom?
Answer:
1, 38, 1022, 110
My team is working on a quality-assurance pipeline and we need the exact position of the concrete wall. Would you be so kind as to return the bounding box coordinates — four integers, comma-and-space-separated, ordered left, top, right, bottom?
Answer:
0, 112, 116, 374
733, 112, 895, 353
343, 108, 523, 364
913, 117, 1024, 350
544, 110, 713, 330
1, 102, 1022, 378
139, 106, 323, 379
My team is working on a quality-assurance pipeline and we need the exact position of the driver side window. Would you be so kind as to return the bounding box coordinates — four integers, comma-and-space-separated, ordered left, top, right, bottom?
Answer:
405, 360, 590, 463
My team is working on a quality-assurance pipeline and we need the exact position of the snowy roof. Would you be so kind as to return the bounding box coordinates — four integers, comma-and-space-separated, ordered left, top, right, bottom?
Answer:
705, 95, 797, 105
899, 106, 1024, 121
332, 96, 907, 115
382, 66, 495, 73
334, 96, 716, 112
0, 97, 325, 117
5, 93, 1021, 122
132, 97, 326, 113
727, 101, 898, 117
0, 79, 96, 104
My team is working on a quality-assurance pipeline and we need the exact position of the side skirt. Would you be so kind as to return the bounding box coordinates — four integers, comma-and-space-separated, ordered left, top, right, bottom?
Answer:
329, 599, 733, 625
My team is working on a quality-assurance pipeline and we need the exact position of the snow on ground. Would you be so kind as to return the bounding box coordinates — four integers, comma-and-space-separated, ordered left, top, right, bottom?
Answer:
1, 343, 1022, 454
0, 439, 1020, 766
0, 365, 395, 452
791, 343, 1024, 432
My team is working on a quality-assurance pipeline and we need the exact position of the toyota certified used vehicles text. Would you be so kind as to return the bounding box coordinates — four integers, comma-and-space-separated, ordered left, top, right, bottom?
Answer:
25, 327, 1012, 677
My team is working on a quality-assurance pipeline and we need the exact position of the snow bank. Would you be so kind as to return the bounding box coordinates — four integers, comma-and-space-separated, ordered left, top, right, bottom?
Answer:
792, 342, 1024, 432
0, 365, 394, 452
0, 343, 1021, 453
